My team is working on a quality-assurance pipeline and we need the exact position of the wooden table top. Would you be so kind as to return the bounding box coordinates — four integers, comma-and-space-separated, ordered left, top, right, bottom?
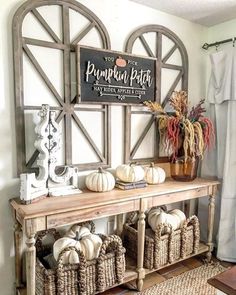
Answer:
10, 178, 219, 220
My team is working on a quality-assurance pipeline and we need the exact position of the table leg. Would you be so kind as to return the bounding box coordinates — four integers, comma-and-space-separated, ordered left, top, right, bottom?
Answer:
116, 214, 124, 236
25, 232, 36, 295
206, 185, 217, 262
136, 202, 146, 291
14, 221, 23, 292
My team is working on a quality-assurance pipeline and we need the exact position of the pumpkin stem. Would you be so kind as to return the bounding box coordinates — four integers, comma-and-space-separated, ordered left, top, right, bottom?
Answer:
98, 167, 103, 173
76, 231, 81, 241
150, 162, 155, 167
130, 162, 137, 167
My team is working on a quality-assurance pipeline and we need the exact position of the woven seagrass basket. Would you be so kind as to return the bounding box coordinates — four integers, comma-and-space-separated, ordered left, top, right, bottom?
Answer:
123, 214, 200, 270
35, 222, 126, 295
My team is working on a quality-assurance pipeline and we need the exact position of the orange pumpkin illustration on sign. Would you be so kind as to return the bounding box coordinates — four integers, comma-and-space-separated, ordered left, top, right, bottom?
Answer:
115, 56, 127, 67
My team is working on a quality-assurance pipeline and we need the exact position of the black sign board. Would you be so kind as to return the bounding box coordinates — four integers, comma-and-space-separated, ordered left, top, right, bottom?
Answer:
77, 46, 157, 105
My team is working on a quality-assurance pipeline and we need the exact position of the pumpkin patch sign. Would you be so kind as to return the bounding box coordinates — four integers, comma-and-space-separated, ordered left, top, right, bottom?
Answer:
77, 45, 157, 104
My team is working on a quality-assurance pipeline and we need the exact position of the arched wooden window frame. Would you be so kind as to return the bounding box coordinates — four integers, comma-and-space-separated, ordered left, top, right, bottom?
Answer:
13, 0, 111, 175
124, 25, 188, 164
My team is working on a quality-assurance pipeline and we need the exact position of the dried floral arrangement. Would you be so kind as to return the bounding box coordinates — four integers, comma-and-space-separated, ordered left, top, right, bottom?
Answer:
144, 91, 215, 162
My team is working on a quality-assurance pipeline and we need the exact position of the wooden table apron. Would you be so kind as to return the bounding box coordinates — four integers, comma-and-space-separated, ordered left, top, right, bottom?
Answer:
10, 178, 219, 295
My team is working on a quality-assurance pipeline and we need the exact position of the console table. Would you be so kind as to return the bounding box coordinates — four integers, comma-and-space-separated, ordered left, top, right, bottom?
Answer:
10, 178, 219, 295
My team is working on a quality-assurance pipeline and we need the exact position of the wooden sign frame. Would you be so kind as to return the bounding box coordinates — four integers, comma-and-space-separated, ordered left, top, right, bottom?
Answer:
77, 45, 157, 105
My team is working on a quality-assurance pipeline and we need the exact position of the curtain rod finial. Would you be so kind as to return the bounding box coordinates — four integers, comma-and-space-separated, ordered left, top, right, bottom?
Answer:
202, 43, 209, 50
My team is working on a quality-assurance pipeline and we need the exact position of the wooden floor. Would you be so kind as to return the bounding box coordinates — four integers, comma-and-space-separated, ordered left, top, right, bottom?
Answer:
100, 256, 235, 295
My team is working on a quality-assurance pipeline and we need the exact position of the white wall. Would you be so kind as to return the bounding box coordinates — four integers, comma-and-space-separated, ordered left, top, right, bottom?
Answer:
0, 0, 208, 294
207, 18, 236, 45
204, 18, 236, 84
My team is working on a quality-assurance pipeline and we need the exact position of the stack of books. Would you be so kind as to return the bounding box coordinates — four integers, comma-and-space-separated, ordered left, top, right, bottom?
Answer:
115, 180, 147, 190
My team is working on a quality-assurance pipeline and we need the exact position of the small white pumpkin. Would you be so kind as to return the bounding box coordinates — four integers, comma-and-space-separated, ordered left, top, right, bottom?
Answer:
53, 225, 102, 264
144, 163, 166, 184
85, 167, 115, 192
116, 163, 145, 183
148, 208, 186, 233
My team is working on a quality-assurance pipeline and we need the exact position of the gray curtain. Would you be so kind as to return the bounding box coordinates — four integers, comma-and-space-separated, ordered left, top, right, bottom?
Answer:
199, 47, 236, 262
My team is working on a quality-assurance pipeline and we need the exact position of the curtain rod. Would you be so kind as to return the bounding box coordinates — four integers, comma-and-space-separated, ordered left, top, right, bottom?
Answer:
202, 37, 236, 50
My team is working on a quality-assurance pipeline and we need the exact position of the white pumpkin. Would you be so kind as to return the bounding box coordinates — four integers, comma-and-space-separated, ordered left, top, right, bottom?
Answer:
66, 224, 91, 239
148, 208, 186, 233
85, 167, 115, 192
53, 225, 102, 264
144, 163, 166, 184
169, 209, 186, 227
116, 163, 144, 183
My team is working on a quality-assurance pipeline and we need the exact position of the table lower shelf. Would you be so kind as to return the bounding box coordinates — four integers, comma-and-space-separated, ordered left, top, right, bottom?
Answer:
145, 242, 209, 276
97, 242, 209, 293
17, 243, 209, 295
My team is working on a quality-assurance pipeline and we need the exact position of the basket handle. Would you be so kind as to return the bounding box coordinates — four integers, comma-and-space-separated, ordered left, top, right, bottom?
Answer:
181, 215, 200, 257
154, 223, 173, 269
57, 246, 87, 295
97, 235, 125, 292
154, 223, 172, 240
98, 235, 124, 258
35, 228, 61, 253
